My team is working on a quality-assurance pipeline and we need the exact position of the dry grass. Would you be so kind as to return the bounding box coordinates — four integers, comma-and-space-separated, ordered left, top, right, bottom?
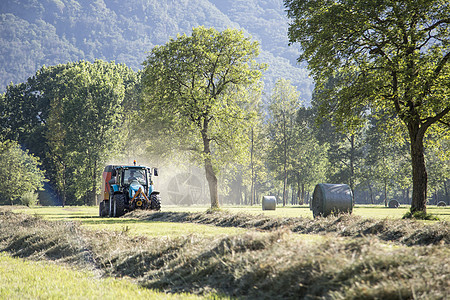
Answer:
0, 209, 449, 299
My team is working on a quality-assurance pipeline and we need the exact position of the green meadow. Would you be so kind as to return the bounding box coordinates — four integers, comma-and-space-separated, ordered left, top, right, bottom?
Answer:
1, 204, 448, 299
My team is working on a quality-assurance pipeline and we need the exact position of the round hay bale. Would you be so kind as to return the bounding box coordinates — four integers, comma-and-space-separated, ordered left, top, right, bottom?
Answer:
262, 196, 276, 210
437, 201, 447, 207
388, 199, 400, 208
311, 183, 353, 218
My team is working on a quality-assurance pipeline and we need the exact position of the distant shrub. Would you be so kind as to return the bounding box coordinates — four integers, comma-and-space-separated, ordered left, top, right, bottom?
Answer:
20, 192, 39, 207
403, 209, 439, 221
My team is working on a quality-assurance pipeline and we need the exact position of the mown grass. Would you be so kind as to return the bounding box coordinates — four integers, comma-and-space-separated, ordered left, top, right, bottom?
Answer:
1, 208, 449, 299
0, 252, 206, 299
130, 209, 449, 246
14, 206, 247, 238
159, 204, 450, 221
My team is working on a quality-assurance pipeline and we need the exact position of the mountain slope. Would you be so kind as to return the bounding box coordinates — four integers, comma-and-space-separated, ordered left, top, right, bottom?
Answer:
0, 0, 312, 102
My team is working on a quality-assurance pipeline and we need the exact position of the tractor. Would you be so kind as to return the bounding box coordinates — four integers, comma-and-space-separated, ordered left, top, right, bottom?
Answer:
99, 163, 161, 217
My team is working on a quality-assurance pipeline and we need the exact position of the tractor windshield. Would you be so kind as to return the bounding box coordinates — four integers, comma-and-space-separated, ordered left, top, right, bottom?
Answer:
124, 168, 146, 185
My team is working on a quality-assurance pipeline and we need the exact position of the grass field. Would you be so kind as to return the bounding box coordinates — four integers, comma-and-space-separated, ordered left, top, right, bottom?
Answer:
0, 253, 206, 299
2, 204, 449, 299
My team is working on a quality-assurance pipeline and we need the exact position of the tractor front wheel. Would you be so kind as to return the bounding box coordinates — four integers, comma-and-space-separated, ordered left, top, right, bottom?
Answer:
150, 194, 161, 211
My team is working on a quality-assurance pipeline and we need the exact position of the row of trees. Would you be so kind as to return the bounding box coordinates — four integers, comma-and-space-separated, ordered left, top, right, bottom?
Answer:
1, 60, 139, 205
1, 20, 449, 213
221, 78, 449, 208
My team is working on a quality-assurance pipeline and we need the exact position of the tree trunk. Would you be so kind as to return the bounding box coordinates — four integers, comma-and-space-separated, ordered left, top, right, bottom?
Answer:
205, 157, 219, 208
250, 128, 255, 206
282, 167, 287, 206
301, 183, 305, 205
444, 179, 449, 205
201, 121, 219, 209
349, 134, 355, 192
409, 125, 428, 213
253, 173, 258, 205
368, 183, 374, 204
92, 160, 97, 206
282, 112, 287, 206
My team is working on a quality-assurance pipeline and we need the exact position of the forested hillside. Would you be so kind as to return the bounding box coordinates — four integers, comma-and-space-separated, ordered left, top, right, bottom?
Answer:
0, 0, 312, 101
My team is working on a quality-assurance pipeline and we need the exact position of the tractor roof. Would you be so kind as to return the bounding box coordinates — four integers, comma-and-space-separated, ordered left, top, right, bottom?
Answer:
119, 165, 149, 169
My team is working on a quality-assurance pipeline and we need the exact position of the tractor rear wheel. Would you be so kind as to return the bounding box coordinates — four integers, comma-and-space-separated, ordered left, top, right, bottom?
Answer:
150, 194, 161, 211
99, 201, 107, 217
109, 197, 114, 217
114, 193, 126, 217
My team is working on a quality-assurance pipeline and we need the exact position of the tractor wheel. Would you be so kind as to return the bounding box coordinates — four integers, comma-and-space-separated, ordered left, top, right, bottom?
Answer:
150, 194, 161, 211
99, 201, 107, 217
114, 193, 125, 217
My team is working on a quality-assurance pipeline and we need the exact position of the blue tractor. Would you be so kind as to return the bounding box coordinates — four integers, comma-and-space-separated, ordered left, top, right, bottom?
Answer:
99, 163, 161, 217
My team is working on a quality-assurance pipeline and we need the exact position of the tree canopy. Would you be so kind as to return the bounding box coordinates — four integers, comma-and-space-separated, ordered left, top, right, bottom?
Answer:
1, 60, 138, 205
285, 0, 450, 214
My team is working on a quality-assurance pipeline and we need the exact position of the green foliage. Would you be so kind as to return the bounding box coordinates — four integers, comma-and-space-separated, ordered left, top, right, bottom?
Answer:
267, 80, 328, 205
365, 118, 412, 202
45, 60, 129, 205
142, 26, 265, 207
2, 60, 138, 205
19, 191, 39, 207
290, 107, 329, 201
267, 79, 302, 205
0, 140, 45, 205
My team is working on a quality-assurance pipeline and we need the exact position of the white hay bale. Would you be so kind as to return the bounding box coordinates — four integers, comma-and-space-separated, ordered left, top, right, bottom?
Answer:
262, 196, 276, 210
311, 183, 353, 218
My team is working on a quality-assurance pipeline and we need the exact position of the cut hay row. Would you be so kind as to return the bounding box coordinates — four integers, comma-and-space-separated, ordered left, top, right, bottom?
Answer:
0, 209, 449, 299
128, 210, 450, 246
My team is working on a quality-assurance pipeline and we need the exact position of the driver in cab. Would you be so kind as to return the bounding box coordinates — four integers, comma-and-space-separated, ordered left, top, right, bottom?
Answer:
128, 170, 143, 183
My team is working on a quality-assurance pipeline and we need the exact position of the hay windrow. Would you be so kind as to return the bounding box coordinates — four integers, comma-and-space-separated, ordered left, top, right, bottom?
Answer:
128, 210, 450, 246
0, 209, 449, 299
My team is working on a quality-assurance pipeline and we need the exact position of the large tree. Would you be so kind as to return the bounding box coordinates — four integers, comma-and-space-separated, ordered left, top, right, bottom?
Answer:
45, 61, 129, 205
285, 0, 450, 213
142, 26, 265, 208
291, 107, 329, 205
267, 78, 302, 206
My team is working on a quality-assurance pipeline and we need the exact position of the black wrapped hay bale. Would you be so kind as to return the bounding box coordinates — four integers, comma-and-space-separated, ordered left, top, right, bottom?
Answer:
437, 201, 447, 207
262, 196, 276, 210
388, 199, 400, 208
311, 183, 353, 218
